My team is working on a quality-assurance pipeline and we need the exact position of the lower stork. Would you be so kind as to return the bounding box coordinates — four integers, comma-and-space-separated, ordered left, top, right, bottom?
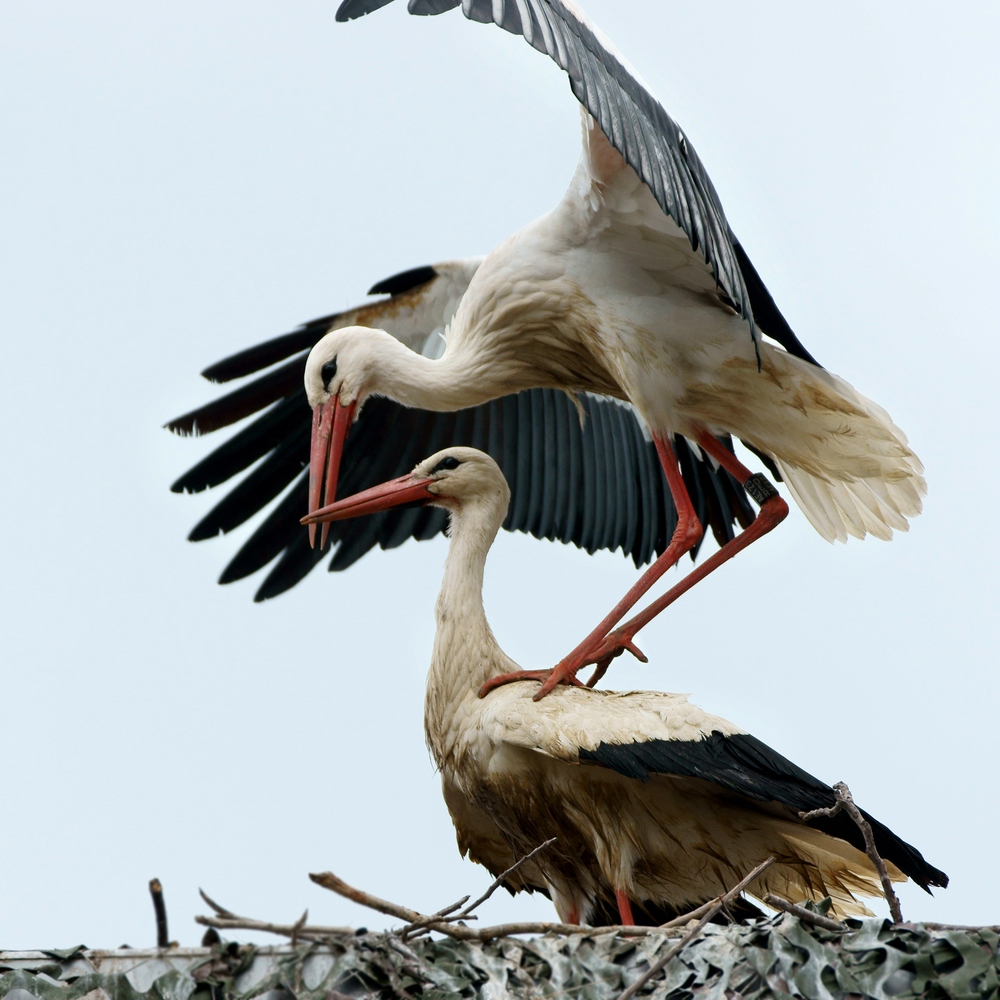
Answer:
303, 447, 946, 924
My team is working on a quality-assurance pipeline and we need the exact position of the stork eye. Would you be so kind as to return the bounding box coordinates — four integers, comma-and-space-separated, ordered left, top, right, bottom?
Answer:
321, 358, 338, 390
431, 456, 462, 474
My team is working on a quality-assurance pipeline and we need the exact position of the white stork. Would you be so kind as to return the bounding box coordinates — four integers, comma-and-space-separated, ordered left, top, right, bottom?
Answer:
301, 0, 924, 696
302, 447, 946, 926
169, 266, 756, 600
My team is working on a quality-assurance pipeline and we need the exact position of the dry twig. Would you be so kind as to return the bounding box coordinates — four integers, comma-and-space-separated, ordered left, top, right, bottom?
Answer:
615, 856, 776, 1000
195, 914, 354, 941
457, 838, 557, 919
764, 894, 847, 932
799, 801, 842, 822
310, 871, 695, 940
199, 889, 236, 919
196, 890, 352, 941
399, 896, 471, 940
401, 839, 557, 941
799, 782, 903, 923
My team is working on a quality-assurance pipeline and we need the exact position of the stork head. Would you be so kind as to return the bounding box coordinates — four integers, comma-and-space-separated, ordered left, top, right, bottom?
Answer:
300, 447, 510, 532
304, 326, 399, 548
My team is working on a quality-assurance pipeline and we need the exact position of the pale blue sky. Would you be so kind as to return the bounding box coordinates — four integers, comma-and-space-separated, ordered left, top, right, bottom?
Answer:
2, 1, 998, 946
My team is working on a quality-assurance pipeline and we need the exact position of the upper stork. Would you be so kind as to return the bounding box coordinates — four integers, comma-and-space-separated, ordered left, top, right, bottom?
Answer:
298, 0, 923, 696
303, 446, 946, 926
169, 261, 753, 600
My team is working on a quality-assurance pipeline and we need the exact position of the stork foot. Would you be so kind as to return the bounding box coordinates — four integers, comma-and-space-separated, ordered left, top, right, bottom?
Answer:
478, 667, 587, 699
486, 633, 642, 700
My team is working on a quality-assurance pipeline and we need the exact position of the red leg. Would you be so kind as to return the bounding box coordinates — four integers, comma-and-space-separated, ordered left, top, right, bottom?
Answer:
480, 435, 703, 698
616, 889, 635, 926
584, 433, 788, 666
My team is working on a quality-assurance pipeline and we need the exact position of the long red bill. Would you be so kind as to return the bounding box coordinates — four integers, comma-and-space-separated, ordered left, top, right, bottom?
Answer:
300, 474, 437, 525
307, 397, 357, 549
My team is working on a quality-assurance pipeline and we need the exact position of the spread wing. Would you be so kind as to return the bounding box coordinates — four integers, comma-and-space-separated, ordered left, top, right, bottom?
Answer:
335, 0, 820, 368
168, 261, 754, 601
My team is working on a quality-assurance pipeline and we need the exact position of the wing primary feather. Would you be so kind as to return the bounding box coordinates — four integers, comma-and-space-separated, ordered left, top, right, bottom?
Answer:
366, 264, 438, 296
486, 395, 504, 469
595, 400, 617, 553
701, 440, 736, 548
407, 409, 462, 541
578, 396, 598, 553
611, 406, 639, 560
337, 0, 396, 21
469, 398, 489, 456
631, 422, 656, 567
254, 527, 327, 601
378, 407, 437, 549
562, 393, 584, 547
508, 391, 534, 532
166, 355, 305, 437
731, 243, 821, 367
220, 472, 309, 585
170, 391, 308, 494
608, 403, 633, 555
188, 423, 310, 541
530, 390, 552, 539
550, 390, 571, 540
200, 331, 320, 384
593, 400, 616, 553
408, 0, 461, 13
499, 393, 521, 530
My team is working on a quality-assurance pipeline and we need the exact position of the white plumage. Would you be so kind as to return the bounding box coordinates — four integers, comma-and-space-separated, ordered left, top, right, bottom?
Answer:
303, 447, 946, 925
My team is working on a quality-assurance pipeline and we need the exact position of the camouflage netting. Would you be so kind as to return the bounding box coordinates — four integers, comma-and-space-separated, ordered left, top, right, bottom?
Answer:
3, 912, 999, 1000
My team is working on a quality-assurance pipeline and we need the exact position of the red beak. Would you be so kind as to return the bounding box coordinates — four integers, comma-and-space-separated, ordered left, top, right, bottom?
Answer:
301, 473, 438, 526
307, 397, 356, 549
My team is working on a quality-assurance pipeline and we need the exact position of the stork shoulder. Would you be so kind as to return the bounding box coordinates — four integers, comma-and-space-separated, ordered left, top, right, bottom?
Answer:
475, 684, 744, 764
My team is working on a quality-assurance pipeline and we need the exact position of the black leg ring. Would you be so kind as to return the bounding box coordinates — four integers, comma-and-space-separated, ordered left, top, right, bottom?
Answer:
744, 472, 780, 506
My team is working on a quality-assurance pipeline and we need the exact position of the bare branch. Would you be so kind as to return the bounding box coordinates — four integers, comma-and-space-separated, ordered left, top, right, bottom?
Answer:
798, 782, 903, 923
289, 909, 309, 947
399, 896, 471, 940
616, 856, 776, 1000
458, 838, 557, 919
309, 871, 691, 940
764, 894, 846, 932
656, 898, 723, 930
196, 915, 354, 940
834, 782, 903, 923
198, 889, 236, 919
310, 872, 427, 925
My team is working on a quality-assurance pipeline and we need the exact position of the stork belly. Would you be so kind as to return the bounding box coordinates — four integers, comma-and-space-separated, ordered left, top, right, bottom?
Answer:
592, 293, 761, 439
453, 744, 781, 912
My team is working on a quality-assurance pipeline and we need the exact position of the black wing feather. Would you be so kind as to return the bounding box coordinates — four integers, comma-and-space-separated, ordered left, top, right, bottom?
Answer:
170, 391, 308, 495
580, 732, 948, 892
367, 264, 438, 296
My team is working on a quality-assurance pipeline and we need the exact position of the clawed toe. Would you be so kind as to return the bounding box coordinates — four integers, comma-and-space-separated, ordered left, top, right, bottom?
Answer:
479, 669, 566, 698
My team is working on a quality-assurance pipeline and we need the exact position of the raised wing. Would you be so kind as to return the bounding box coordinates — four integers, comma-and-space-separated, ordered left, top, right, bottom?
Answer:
169, 262, 754, 601
335, 0, 820, 368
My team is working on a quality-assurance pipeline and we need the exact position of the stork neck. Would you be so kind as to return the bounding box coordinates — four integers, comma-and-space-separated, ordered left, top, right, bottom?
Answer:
376, 345, 500, 412
426, 495, 511, 742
